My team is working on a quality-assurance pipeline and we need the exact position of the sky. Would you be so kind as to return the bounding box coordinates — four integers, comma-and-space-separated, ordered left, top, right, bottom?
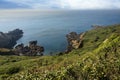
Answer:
0, 0, 120, 9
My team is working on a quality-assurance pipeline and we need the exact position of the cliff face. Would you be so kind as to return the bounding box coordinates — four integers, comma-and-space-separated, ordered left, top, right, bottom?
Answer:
66, 32, 85, 52
0, 29, 23, 48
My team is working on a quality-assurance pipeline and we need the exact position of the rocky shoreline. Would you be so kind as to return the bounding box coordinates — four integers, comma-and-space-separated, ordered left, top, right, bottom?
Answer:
0, 29, 23, 48
0, 28, 85, 56
0, 29, 45, 56
14, 41, 44, 56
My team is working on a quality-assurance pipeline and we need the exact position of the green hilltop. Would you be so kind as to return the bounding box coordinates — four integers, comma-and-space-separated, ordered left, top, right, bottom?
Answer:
0, 24, 120, 80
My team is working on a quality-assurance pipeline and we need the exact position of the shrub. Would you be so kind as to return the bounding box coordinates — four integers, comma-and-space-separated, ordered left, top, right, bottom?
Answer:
6, 66, 21, 75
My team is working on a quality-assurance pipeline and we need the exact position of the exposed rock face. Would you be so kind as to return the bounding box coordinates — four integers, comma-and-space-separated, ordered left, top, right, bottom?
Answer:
14, 41, 44, 56
0, 29, 23, 48
66, 32, 85, 52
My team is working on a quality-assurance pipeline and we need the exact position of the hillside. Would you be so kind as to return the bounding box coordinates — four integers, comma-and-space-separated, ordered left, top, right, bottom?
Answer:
0, 24, 120, 80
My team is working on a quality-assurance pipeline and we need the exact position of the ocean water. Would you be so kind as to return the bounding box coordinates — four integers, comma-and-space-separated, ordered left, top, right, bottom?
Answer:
0, 10, 120, 54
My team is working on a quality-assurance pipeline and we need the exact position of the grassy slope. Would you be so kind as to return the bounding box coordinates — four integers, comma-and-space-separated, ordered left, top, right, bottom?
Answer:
0, 24, 120, 80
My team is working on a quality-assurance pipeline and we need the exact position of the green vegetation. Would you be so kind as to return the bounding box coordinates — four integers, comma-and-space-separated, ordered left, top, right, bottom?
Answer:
0, 24, 120, 80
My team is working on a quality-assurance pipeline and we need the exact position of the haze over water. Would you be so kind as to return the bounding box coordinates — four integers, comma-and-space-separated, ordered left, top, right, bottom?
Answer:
0, 10, 120, 54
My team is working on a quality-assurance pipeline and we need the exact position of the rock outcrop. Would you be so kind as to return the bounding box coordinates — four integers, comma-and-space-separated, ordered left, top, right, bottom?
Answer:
66, 32, 85, 52
0, 29, 23, 48
14, 41, 44, 56
91, 25, 103, 29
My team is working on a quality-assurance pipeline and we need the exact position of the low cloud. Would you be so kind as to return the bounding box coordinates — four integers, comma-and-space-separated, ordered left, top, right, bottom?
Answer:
5, 0, 120, 9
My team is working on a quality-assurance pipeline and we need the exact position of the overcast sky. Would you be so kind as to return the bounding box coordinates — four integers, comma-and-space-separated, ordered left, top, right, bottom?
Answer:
0, 0, 120, 9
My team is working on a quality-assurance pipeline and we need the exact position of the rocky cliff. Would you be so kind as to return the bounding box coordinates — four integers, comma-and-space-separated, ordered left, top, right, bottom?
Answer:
66, 32, 85, 52
0, 29, 23, 48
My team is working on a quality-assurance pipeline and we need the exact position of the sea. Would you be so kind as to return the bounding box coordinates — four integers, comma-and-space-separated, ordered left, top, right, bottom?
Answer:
0, 10, 120, 55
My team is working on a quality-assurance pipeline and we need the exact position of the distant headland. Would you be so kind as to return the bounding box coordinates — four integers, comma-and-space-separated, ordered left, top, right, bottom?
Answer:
0, 29, 44, 56
0, 29, 23, 48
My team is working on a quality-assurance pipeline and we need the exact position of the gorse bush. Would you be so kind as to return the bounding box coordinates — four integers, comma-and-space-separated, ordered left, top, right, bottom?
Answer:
6, 66, 21, 75
95, 33, 120, 53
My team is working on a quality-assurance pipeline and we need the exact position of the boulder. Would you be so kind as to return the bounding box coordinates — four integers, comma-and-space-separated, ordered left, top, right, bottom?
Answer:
29, 40, 37, 48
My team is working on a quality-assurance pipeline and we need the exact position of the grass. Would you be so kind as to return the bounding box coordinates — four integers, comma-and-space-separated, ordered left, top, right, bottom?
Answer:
0, 48, 10, 52
0, 24, 120, 80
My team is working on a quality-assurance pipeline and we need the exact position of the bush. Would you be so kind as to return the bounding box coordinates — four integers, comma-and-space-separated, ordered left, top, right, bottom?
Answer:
6, 66, 21, 75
